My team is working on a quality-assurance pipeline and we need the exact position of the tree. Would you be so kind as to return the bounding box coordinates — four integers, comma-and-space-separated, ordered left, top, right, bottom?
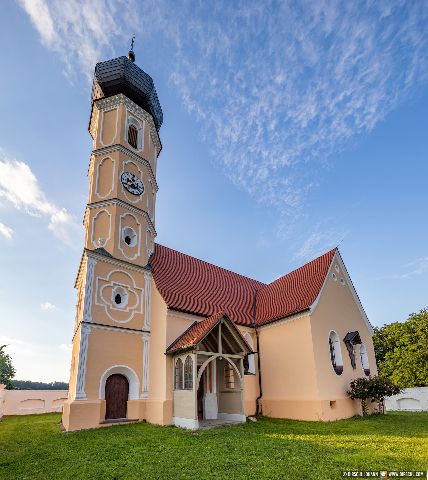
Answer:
0, 345, 16, 389
12, 380, 68, 390
373, 308, 428, 388
347, 376, 401, 416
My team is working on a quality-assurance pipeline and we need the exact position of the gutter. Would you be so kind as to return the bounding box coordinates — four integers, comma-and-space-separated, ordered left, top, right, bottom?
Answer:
253, 289, 263, 416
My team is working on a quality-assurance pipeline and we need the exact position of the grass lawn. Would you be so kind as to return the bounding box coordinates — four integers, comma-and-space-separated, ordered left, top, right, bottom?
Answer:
0, 412, 427, 479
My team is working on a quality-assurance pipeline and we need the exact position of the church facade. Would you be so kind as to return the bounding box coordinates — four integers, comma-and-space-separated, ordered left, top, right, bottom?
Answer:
62, 53, 377, 432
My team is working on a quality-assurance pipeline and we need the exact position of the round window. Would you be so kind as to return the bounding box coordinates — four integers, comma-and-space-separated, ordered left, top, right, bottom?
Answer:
122, 227, 137, 247
112, 286, 128, 308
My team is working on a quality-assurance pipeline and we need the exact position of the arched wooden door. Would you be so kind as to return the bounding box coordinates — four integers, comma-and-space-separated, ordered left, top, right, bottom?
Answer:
105, 374, 129, 420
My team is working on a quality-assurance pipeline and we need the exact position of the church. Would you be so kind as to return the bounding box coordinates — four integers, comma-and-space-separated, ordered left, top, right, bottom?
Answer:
62, 49, 377, 431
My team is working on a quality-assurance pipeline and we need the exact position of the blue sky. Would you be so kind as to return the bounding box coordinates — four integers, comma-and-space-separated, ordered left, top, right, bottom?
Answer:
0, 0, 427, 382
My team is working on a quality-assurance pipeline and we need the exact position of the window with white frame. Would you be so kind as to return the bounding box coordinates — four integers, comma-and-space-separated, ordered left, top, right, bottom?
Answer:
243, 332, 255, 375
359, 343, 370, 376
328, 331, 343, 375
127, 117, 143, 150
174, 358, 183, 390
183, 355, 193, 389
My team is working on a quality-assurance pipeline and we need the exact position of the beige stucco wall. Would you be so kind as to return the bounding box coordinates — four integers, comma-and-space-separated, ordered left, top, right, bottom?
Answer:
256, 253, 377, 421
309, 255, 377, 420
145, 281, 172, 425
258, 313, 322, 419
91, 102, 157, 164
173, 389, 195, 419
1, 389, 68, 416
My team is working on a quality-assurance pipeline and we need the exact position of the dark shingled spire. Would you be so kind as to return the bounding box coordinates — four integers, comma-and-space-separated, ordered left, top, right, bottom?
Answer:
91, 50, 163, 131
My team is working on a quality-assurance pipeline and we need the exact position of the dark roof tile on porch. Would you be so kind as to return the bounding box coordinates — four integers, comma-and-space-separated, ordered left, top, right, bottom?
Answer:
166, 312, 253, 354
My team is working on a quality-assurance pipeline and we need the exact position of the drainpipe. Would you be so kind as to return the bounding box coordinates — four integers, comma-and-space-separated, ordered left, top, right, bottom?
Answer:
253, 289, 263, 416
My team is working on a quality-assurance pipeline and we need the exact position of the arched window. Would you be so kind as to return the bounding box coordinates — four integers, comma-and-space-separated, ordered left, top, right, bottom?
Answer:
243, 333, 255, 375
360, 343, 370, 376
127, 124, 138, 149
183, 356, 193, 389
174, 358, 183, 390
224, 363, 235, 389
328, 331, 343, 375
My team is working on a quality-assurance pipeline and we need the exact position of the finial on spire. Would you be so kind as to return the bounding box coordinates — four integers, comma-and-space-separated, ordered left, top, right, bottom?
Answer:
128, 35, 136, 62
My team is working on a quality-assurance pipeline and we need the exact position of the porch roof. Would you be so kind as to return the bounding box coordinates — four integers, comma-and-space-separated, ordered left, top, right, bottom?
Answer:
166, 311, 253, 355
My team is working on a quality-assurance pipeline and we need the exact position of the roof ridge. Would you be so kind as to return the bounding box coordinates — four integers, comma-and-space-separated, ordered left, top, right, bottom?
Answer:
262, 247, 337, 289
154, 242, 265, 287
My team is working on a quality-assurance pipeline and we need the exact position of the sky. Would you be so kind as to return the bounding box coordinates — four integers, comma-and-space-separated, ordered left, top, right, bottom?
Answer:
0, 0, 427, 382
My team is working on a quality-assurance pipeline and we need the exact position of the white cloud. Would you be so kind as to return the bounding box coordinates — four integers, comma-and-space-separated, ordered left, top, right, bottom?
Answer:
0, 336, 70, 382
40, 301, 57, 311
18, 0, 139, 80
59, 343, 72, 352
0, 151, 80, 246
295, 228, 348, 261
19, 1, 428, 212
392, 256, 428, 279
0, 222, 13, 240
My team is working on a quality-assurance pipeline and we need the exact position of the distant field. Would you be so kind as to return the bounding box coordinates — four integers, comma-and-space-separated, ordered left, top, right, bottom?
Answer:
0, 412, 427, 479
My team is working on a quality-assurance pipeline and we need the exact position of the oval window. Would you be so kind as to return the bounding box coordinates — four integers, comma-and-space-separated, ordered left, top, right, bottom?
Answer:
360, 343, 370, 376
328, 331, 343, 375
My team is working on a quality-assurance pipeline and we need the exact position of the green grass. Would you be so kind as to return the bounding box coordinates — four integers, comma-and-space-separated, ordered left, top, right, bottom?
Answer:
0, 413, 427, 479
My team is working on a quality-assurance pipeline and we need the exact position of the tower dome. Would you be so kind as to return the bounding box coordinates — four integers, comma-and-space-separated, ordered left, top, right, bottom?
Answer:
91, 56, 163, 131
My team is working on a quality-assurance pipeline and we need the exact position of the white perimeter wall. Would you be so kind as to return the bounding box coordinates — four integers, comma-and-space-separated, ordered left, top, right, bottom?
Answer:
385, 387, 428, 412
0, 386, 68, 417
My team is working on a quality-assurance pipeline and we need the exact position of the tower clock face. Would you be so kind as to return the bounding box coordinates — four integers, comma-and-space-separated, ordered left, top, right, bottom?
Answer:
120, 172, 144, 196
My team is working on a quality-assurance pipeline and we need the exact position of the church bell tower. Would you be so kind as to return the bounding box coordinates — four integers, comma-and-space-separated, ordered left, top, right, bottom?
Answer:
62, 48, 162, 431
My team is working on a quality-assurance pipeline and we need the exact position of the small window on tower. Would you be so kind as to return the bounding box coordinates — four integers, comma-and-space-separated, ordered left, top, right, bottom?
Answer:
111, 286, 128, 309
122, 227, 137, 247
128, 124, 138, 149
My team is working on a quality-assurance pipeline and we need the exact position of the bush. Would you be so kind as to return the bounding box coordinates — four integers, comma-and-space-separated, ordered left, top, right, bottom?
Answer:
347, 376, 401, 416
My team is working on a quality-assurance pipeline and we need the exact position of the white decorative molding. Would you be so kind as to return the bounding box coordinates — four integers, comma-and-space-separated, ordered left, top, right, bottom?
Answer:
94, 94, 161, 152
83, 257, 97, 323
173, 417, 199, 430
91, 208, 112, 249
75, 323, 91, 400
95, 157, 115, 199
118, 212, 141, 261
91, 144, 158, 192
99, 107, 119, 147
95, 269, 144, 323
144, 272, 152, 329
125, 109, 145, 152
141, 336, 150, 399
86, 198, 156, 237
86, 249, 151, 274
99, 365, 140, 401
120, 159, 144, 204
88, 322, 150, 335
146, 228, 154, 260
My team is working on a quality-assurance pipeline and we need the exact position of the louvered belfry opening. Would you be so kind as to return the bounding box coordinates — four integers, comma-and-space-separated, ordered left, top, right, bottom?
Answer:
128, 124, 138, 149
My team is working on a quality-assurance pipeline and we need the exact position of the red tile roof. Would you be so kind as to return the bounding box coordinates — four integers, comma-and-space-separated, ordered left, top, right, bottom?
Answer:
150, 244, 264, 326
150, 244, 336, 327
166, 311, 253, 354
256, 248, 336, 325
